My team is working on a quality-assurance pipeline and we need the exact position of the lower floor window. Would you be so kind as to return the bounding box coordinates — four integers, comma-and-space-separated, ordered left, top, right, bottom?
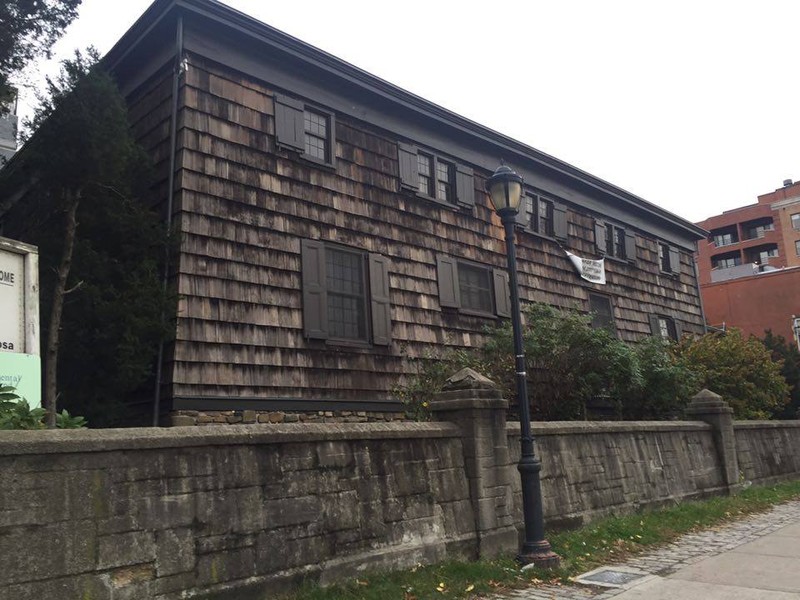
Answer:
326, 248, 367, 340
588, 293, 615, 331
301, 239, 392, 345
458, 263, 493, 313
650, 314, 680, 341
436, 255, 510, 318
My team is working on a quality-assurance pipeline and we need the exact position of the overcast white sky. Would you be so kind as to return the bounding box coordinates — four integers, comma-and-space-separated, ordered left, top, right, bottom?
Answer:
14, 0, 800, 223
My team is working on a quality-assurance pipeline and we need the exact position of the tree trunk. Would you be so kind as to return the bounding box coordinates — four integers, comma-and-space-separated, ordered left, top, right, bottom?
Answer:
44, 192, 80, 427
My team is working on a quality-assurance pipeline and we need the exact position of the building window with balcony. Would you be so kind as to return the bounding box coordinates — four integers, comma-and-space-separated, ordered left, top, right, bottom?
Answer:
745, 245, 778, 264
711, 252, 742, 270
742, 219, 774, 240
711, 227, 738, 247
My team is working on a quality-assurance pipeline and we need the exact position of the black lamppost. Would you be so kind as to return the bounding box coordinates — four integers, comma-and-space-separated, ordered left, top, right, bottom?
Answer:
486, 164, 560, 568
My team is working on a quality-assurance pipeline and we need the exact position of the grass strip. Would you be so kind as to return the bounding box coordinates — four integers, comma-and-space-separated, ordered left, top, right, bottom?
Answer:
282, 480, 800, 600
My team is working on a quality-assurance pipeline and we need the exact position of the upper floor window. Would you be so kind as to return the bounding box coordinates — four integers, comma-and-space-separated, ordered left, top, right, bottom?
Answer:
418, 153, 434, 196
594, 220, 636, 263
303, 109, 331, 162
658, 243, 680, 275
397, 143, 475, 210
274, 95, 336, 167
792, 213, 800, 230
536, 198, 553, 236
796, 240, 800, 256
516, 193, 568, 241
301, 240, 391, 345
436, 255, 510, 318
436, 160, 454, 203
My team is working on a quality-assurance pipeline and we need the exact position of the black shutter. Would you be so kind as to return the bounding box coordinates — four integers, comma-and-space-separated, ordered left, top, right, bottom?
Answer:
397, 143, 418, 191
594, 220, 606, 255
516, 195, 533, 228
455, 165, 475, 210
669, 247, 681, 274
369, 253, 392, 346
436, 255, 460, 309
301, 239, 328, 339
649, 314, 661, 336
674, 319, 684, 340
274, 95, 304, 152
624, 231, 637, 263
493, 269, 511, 317
553, 203, 568, 241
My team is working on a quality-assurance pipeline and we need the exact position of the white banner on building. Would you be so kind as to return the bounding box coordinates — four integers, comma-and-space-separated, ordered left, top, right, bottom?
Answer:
565, 251, 606, 285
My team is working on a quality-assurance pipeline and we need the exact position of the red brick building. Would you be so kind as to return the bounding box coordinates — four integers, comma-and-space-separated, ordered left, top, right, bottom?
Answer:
695, 180, 800, 342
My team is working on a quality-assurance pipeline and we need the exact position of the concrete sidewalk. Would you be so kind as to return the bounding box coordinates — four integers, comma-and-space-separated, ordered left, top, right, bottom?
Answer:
496, 497, 800, 600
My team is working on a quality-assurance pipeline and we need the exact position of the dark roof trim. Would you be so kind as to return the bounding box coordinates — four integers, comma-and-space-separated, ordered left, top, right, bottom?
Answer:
103, 0, 705, 240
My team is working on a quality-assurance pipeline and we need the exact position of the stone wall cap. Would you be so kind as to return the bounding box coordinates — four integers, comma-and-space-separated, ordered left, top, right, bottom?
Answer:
429, 396, 509, 412
685, 389, 733, 415
734, 420, 800, 430
0, 422, 462, 456
506, 420, 713, 435
442, 368, 498, 391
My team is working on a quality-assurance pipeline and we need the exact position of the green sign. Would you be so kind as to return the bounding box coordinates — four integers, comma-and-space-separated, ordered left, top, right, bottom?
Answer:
0, 353, 41, 408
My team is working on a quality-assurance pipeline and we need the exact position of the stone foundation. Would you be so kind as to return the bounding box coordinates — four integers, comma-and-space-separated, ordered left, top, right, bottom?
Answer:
169, 409, 408, 426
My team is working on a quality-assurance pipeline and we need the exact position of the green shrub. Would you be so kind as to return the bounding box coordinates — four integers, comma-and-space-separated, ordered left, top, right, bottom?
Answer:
677, 329, 789, 419
0, 385, 87, 429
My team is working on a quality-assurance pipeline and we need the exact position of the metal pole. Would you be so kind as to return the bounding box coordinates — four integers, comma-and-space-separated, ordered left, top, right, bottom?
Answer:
501, 214, 560, 568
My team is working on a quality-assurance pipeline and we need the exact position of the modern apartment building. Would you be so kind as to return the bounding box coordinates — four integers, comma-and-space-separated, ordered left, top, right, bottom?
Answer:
695, 179, 800, 341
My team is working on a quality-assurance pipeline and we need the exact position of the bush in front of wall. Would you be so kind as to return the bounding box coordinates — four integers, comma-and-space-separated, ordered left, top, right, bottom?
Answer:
0, 385, 87, 429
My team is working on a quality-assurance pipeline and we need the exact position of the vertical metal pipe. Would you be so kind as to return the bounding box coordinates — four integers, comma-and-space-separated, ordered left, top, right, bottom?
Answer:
152, 15, 183, 426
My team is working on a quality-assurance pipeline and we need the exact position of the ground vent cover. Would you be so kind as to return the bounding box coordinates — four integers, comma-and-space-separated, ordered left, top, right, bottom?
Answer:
573, 566, 650, 588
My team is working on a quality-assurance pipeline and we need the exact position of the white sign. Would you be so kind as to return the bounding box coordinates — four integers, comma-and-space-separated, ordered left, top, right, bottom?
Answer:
565, 251, 606, 285
0, 249, 24, 353
0, 237, 40, 407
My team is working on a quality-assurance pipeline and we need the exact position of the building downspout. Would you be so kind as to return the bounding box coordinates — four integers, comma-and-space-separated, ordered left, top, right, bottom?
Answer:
152, 15, 184, 426
692, 256, 708, 334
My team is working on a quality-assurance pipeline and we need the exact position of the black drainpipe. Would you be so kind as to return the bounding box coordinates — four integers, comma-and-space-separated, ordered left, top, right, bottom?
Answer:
152, 14, 184, 426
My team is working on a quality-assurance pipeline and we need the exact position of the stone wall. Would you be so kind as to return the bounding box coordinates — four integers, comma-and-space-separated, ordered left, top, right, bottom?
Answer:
508, 421, 725, 530
2, 381, 799, 599
0, 424, 474, 599
735, 421, 800, 485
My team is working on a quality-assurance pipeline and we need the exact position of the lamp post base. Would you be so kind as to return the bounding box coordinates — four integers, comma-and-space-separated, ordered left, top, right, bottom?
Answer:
517, 540, 561, 569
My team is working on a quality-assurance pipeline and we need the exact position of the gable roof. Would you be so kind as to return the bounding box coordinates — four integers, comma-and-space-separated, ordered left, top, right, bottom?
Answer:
27, 0, 706, 241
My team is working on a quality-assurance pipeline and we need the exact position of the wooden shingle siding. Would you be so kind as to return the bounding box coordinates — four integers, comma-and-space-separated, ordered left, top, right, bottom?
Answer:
166, 55, 704, 407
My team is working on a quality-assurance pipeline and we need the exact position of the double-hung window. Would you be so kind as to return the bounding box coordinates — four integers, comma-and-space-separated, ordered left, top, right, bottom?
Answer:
417, 153, 434, 196
397, 143, 475, 210
649, 314, 681, 341
301, 240, 391, 345
303, 109, 331, 163
588, 293, 615, 332
515, 192, 568, 240
274, 95, 336, 167
595, 220, 635, 262
659, 242, 681, 275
